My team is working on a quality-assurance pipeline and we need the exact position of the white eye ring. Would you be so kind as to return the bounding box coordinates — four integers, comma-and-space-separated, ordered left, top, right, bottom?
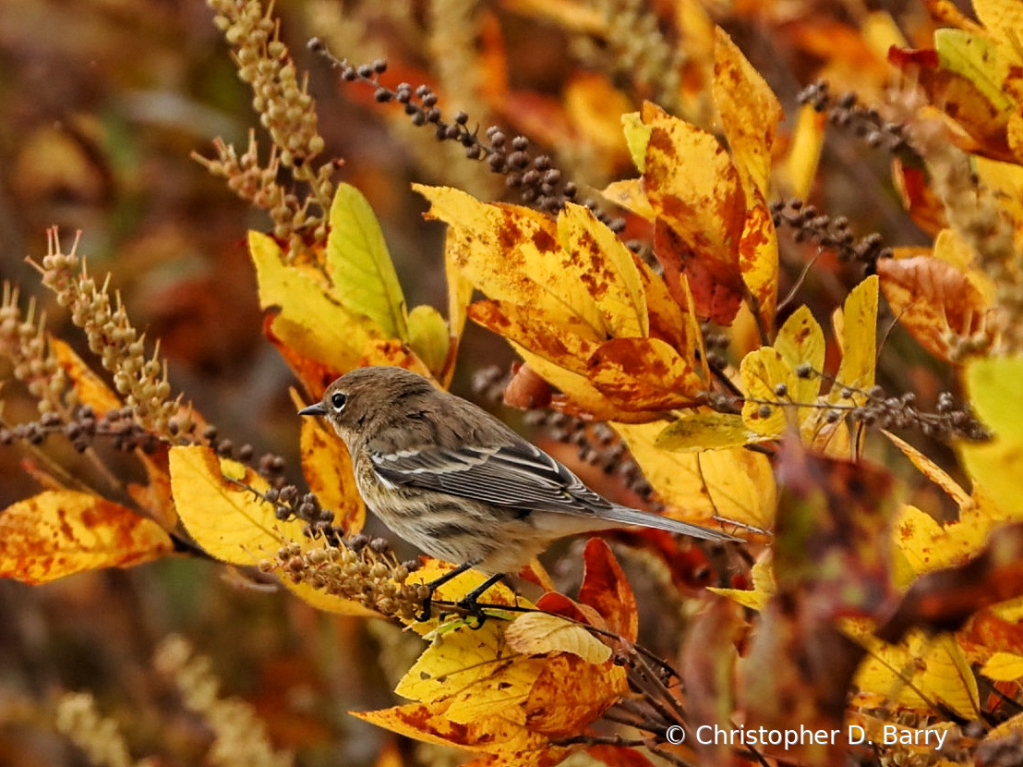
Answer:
330, 392, 347, 412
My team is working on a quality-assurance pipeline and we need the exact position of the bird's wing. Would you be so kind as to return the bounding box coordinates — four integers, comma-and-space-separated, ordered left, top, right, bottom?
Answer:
368, 440, 609, 516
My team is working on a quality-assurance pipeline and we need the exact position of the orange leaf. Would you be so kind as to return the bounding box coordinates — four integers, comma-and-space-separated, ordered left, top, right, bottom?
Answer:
468, 300, 599, 376
523, 653, 626, 738
578, 539, 638, 641
877, 255, 990, 362
587, 745, 658, 767
586, 337, 703, 411
352, 701, 556, 756
0, 491, 173, 584
49, 337, 122, 415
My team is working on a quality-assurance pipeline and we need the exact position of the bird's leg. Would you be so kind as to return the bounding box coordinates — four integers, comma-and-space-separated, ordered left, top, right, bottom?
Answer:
415, 562, 474, 621
457, 573, 506, 629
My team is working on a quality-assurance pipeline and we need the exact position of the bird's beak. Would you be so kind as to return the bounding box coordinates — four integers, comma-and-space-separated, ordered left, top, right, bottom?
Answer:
298, 403, 327, 417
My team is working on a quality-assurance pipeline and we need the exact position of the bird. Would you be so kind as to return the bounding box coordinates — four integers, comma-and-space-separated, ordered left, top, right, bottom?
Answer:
298, 366, 737, 616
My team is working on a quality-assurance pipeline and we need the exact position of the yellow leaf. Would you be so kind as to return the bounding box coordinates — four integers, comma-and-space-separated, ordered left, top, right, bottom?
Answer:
621, 111, 650, 173
469, 300, 599, 376
326, 183, 408, 340
407, 304, 450, 378
505, 613, 611, 663
0, 491, 173, 584
613, 421, 775, 528
740, 346, 795, 437
738, 191, 779, 332
396, 621, 547, 724
404, 559, 530, 635
782, 105, 826, 199
773, 305, 825, 407
249, 231, 376, 373
883, 431, 971, 510
709, 554, 774, 610
352, 701, 554, 756
655, 412, 763, 452
556, 203, 648, 338
599, 178, 655, 221
169, 445, 307, 565
513, 345, 635, 422
415, 185, 605, 340
973, 0, 1023, 64
444, 227, 474, 385
829, 275, 878, 405
961, 356, 1023, 517
981, 651, 1023, 682
878, 256, 990, 362
851, 629, 980, 718
641, 102, 746, 266
712, 26, 782, 199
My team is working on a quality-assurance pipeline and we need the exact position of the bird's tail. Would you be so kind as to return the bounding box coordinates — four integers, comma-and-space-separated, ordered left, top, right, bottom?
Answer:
600, 504, 740, 542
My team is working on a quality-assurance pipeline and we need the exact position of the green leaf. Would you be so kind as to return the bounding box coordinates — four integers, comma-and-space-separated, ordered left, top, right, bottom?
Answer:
407, 304, 450, 378
326, 183, 409, 340
935, 29, 1013, 113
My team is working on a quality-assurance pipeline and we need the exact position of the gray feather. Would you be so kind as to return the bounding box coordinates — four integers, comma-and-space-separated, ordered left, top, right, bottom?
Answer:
369, 441, 737, 542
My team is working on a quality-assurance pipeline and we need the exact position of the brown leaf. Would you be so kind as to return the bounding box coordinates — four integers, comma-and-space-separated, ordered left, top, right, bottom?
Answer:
682, 598, 745, 767
503, 364, 553, 410
878, 255, 990, 362
653, 218, 744, 325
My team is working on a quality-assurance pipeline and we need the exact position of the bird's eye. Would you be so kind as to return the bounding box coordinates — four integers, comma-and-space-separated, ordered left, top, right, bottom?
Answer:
330, 392, 347, 411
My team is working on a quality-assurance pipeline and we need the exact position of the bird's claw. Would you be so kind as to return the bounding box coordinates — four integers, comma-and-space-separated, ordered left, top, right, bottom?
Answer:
456, 594, 488, 629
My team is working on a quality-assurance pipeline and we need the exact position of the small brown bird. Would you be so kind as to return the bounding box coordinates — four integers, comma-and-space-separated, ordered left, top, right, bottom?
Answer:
299, 366, 736, 610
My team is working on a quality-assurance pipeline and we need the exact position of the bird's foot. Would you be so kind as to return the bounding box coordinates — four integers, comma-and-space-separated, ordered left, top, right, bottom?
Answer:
456, 573, 506, 630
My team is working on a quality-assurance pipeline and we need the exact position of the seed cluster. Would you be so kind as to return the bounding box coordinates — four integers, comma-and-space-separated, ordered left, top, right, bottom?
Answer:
200, 0, 337, 254
31, 230, 185, 439
771, 198, 892, 271
574, 0, 682, 115
798, 80, 910, 154
265, 537, 429, 621
0, 283, 71, 416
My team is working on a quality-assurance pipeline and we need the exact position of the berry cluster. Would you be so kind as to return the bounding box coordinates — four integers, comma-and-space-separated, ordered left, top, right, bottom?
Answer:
308, 42, 624, 230
754, 365, 991, 441
770, 198, 892, 272
798, 80, 910, 154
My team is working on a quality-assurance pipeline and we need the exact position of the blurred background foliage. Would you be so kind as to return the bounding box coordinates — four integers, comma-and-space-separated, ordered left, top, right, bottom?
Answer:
0, 0, 958, 764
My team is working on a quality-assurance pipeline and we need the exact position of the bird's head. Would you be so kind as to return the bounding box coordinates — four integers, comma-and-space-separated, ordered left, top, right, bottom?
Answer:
298, 366, 436, 444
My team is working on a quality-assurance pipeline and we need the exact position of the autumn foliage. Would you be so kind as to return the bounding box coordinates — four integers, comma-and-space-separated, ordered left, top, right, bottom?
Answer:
3, 1, 1023, 766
